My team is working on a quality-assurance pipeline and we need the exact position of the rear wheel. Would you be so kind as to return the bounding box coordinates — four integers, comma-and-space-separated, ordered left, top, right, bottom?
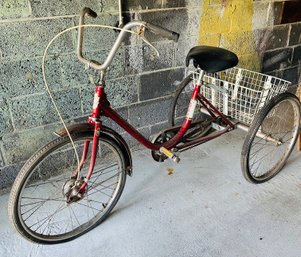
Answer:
8, 132, 127, 244
241, 92, 301, 183
169, 75, 212, 141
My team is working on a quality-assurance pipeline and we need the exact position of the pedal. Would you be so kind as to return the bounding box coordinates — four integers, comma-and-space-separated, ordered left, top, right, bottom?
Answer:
212, 122, 226, 131
159, 147, 180, 163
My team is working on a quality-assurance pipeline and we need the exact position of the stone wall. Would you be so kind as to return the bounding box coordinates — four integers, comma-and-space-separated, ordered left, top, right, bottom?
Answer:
0, 0, 200, 191
258, 0, 301, 89
198, 0, 301, 89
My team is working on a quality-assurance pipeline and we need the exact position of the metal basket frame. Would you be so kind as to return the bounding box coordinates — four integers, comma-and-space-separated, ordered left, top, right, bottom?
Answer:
192, 67, 291, 125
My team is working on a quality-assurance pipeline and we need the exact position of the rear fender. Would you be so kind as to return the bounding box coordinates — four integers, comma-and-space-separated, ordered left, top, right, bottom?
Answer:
55, 123, 133, 176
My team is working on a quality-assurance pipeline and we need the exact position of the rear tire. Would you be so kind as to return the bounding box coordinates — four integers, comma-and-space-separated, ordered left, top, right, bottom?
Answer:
8, 132, 127, 244
169, 75, 212, 141
241, 92, 301, 183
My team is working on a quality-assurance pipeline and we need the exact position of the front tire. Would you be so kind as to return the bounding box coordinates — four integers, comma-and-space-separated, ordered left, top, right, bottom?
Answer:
8, 132, 127, 244
241, 92, 301, 183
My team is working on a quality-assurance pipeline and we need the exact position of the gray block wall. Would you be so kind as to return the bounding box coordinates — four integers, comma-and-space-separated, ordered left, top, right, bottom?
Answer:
0, 0, 201, 191
255, 1, 301, 88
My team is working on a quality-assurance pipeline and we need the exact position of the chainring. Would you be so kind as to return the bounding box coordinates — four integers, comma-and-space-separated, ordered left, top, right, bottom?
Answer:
151, 132, 175, 162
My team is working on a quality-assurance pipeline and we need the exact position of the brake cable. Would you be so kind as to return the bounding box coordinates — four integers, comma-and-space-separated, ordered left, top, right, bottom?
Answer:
42, 24, 159, 177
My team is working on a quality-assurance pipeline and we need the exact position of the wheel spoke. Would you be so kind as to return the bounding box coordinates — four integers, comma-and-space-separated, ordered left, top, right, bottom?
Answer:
242, 94, 300, 183
11, 135, 126, 243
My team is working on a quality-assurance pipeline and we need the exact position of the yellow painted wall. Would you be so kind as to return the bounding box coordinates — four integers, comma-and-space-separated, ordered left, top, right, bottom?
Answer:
199, 0, 260, 70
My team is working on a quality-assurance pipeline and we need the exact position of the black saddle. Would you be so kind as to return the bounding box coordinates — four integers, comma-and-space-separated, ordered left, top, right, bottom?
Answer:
186, 46, 238, 73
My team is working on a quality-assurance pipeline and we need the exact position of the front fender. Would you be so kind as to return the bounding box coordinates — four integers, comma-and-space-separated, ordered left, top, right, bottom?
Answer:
55, 123, 133, 176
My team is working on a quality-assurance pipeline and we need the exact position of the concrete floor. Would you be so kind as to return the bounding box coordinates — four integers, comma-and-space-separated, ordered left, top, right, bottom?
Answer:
1, 129, 301, 257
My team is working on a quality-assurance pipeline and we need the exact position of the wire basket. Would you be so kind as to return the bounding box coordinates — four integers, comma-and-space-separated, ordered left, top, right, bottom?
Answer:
192, 67, 291, 125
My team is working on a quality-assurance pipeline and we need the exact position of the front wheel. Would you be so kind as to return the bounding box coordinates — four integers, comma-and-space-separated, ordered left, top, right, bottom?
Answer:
241, 92, 301, 183
8, 132, 127, 244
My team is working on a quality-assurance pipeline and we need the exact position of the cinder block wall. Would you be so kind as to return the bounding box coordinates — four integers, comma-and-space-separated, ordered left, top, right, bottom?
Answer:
0, 0, 300, 191
258, 1, 301, 89
0, 0, 201, 191
199, 0, 301, 89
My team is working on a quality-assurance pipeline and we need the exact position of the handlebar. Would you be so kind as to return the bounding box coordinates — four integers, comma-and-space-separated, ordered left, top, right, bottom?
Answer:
77, 7, 180, 71
77, 8, 98, 70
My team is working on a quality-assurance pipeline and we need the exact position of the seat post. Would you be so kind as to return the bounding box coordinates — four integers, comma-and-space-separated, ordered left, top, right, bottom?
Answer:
196, 68, 205, 86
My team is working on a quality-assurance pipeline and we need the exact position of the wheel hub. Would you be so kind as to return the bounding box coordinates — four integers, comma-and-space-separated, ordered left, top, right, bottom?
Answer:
62, 177, 86, 203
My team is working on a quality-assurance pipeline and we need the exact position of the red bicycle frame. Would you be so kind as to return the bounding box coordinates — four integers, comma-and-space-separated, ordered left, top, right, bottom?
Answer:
74, 8, 236, 191
77, 79, 235, 192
